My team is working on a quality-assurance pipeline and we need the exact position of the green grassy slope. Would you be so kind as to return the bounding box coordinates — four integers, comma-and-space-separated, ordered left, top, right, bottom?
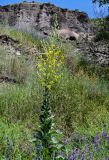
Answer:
0, 25, 109, 159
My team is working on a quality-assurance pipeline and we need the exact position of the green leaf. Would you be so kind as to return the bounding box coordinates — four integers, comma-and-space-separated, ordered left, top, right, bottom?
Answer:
55, 155, 65, 160
29, 138, 36, 142
51, 137, 58, 144
56, 144, 63, 149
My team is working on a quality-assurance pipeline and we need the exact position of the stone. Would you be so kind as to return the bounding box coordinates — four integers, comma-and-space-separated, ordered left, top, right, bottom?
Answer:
57, 29, 80, 40
16, 51, 21, 56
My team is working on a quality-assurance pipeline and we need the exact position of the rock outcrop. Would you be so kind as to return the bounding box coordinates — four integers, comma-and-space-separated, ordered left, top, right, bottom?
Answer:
77, 40, 109, 66
0, 2, 91, 38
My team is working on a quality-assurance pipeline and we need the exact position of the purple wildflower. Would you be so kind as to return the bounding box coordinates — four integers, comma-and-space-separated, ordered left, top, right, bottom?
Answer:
89, 152, 93, 160
81, 155, 85, 160
77, 148, 81, 155
102, 131, 107, 138
84, 145, 88, 153
69, 148, 78, 160
94, 134, 100, 146
69, 155, 77, 160
36, 144, 42, 151
107, 136, 109, 144
69, 152, 77, 160
28, 146, 33, 155
62, 138, 69, 145
79, 151, 83, 158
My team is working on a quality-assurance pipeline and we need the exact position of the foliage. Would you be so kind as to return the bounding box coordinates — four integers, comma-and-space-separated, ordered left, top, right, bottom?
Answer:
95, 29, 109, 40
76, 108, 109, 137
92, 0, 109, 40
0, 119, 36, 159
93, 17, 109, 41
92, 0, 109, 6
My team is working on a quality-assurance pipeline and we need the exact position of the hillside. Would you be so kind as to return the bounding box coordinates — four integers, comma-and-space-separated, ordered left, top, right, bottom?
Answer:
0, 2, 109, 160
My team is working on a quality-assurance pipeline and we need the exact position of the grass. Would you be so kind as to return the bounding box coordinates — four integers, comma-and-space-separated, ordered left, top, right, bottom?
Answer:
0, 118, 36, 159
0, 25, 42, 51
0, 25, 109, 158
51, 68, 109, 134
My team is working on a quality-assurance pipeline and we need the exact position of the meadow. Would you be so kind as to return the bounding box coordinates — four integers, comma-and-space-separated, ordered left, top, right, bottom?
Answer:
0, 25, 109, 159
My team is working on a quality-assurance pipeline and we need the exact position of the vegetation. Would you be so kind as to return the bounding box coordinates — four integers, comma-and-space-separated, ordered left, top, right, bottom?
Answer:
92, 0, 109, 6
92, 0, 109, 41
92, 16, 109, 41
69, 130, 109, 159
0, 24, 109, 159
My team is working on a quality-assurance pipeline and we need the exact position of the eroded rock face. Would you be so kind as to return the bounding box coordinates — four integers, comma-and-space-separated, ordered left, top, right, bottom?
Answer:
0, 2, 91, 38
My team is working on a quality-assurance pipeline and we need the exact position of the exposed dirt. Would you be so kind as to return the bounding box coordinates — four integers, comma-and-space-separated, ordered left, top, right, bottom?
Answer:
0, 35, 19, 45
0, 74, 17, 83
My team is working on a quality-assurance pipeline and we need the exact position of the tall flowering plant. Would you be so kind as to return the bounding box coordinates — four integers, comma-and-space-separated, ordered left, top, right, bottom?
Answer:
35, 32, 65, 160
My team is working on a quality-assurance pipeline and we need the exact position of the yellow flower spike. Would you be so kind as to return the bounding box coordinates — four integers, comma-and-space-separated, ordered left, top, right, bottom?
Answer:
37, 40, 64, 89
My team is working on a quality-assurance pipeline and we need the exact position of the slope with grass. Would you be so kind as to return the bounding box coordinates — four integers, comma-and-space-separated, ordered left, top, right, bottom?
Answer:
0, 25, 109, 159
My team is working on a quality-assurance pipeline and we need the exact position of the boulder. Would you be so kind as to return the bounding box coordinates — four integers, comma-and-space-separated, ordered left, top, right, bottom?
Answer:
57, 29, 80, 40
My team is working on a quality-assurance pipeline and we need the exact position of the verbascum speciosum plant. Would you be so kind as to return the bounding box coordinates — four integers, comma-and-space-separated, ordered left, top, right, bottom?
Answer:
35, 30, 66, 160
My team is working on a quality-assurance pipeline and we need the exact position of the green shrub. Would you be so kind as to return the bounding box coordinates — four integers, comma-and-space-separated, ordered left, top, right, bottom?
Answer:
95, 30, 109, 41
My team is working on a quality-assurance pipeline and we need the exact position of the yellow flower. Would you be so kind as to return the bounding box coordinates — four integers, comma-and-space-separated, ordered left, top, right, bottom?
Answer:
61, 55, 64, 61
37, 41, 64, 89
57, 63, 61, 67
55, 50, 60, 56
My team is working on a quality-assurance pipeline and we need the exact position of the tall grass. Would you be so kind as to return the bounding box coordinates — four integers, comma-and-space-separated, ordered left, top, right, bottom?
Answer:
51, 67, 109, 134
0, 44, 42, 121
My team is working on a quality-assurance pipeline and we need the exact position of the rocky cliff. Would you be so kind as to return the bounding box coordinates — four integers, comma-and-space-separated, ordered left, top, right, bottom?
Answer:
0, 2, 91, 37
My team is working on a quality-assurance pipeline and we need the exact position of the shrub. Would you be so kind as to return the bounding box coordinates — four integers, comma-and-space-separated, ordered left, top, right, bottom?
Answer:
95, 30, 109, 41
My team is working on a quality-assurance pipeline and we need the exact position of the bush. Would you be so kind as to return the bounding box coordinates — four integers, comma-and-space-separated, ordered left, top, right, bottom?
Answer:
95, 30, 109, 41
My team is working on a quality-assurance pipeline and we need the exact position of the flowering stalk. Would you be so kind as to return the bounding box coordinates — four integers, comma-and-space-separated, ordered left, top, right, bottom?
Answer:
36, 32, 65, 159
